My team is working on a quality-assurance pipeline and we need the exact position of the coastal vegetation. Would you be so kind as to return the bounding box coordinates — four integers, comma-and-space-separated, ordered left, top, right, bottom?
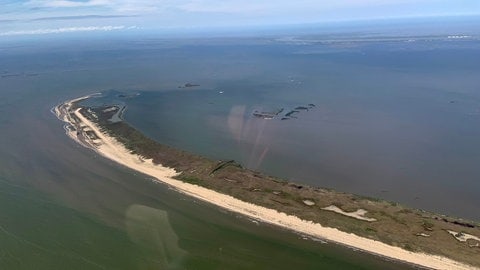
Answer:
62, 99, 480, 268
253, 104, 314, 120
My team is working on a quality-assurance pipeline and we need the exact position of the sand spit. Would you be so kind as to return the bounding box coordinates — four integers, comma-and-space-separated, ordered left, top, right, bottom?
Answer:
54, 97, 478, 270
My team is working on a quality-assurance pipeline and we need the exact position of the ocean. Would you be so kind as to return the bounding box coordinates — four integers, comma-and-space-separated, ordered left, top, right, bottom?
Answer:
1, 23, 479, 269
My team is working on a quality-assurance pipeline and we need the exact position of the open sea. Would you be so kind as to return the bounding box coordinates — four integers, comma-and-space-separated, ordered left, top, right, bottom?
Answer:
1, 21, 479, 269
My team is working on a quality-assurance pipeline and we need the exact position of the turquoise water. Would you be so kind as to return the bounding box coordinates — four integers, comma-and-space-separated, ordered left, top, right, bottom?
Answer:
0, 36, 420, 269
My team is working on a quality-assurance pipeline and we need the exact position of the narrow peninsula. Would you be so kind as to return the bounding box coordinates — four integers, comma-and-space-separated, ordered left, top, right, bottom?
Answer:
54, 94, 480, 270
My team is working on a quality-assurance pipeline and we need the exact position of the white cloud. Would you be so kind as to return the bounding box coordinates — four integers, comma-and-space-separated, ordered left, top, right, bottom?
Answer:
0, 25, 137, 36
179, 1, 265, 14
26, 0, 111, 8
178, 0, 435, 14
25, 0, 169, 13
22, 0, 469, 16
111, 1, 164, 13
13, 0, 480, 27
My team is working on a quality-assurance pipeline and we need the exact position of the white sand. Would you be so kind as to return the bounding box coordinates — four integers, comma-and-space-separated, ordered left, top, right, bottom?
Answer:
303, 200, 315, 206
322, 205, 377, 222
55, 99, 479, 270
448, 230, 480, 243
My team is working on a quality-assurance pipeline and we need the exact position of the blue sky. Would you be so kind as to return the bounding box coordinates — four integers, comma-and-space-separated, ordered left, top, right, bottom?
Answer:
1, 0, 480, 36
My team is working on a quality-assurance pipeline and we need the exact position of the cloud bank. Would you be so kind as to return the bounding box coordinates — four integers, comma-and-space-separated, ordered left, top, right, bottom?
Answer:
0, 25, 137, 36
25, 0, 163, 13
2, 0, 478, 30
32, 14, 138, 21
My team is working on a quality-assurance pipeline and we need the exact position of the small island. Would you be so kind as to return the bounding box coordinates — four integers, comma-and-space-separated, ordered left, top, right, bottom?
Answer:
178, 83, 200, 88
54, 94, 480, 270
252, 104, 315, 120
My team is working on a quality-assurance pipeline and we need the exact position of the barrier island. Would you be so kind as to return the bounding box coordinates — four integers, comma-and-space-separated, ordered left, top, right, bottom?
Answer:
54, 94, 480, 270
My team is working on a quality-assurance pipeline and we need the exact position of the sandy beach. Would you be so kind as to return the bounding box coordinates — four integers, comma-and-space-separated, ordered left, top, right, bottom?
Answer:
55, 97, 478, 270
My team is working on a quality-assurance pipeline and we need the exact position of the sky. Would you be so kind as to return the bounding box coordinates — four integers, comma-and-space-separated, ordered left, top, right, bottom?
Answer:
1, 0, 480, 36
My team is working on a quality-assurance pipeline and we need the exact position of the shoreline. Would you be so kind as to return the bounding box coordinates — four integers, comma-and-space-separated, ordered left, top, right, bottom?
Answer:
54, 95, 478, 270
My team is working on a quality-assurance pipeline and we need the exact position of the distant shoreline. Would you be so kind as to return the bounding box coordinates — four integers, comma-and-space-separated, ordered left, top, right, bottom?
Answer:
54, 94, 479, 270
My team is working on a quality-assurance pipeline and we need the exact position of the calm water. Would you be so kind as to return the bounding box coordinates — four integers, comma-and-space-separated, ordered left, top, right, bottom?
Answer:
120, 39, 480, 221
0, 35, 422, 269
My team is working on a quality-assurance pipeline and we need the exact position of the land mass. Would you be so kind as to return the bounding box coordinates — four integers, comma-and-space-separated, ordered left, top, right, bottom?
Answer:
178, 83, 200, 88
54, 94, 480, 270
